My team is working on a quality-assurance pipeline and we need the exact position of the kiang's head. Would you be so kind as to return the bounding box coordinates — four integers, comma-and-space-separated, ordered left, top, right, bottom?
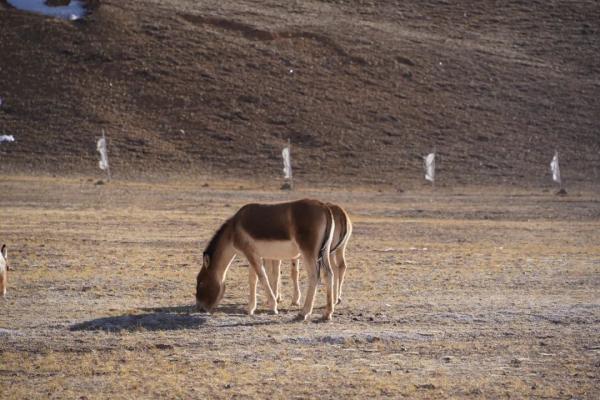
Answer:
195, 253, 225, 312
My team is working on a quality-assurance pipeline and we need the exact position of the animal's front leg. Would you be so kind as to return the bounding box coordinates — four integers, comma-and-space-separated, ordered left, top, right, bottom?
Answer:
248, 256, 278, 314
248, 267, 258, 315
265, 259, 281, 303
274, 260, 282, 302
291, 258, 301, 306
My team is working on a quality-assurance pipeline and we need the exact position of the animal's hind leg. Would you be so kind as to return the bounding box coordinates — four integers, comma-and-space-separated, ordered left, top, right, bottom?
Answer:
336, 248, 348, 304
290, 258, 301, 306
247, 254, 278, 314
248, 267, 258, 315
323, 255, 335, 321
298, 252, 318, 321
332, 252, 340, 307
334, 249, 346, 304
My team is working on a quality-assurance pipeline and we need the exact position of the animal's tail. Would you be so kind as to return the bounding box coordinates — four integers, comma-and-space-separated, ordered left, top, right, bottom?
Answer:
329, 205, 352, 254
0, 244, 6, 297
317, 206, 335, 282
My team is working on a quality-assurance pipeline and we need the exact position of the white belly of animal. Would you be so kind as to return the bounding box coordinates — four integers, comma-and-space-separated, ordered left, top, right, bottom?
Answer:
252, 240, 301, 260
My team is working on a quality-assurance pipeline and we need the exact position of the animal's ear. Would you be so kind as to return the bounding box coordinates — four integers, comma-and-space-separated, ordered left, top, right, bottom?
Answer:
1, 244, 6, 259
203, 254, 210, 268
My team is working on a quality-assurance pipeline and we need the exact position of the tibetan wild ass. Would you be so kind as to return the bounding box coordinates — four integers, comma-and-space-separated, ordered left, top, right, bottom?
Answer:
260, 203, 352, 312
195, 199, 336, 320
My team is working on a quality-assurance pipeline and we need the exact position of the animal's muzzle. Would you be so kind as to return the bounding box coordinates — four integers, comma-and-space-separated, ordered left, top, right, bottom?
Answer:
196, 300, 207, 313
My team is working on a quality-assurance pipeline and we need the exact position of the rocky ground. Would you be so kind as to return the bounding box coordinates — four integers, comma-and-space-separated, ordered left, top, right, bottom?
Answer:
1, 1, 599, 398
0, 175, 598, 398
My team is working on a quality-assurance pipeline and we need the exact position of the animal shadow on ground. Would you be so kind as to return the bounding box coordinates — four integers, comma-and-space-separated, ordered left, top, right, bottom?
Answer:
208, 303, 248, 315
70, 305, 206, 332
214, 302, 308, 318
144, 303, 270, 316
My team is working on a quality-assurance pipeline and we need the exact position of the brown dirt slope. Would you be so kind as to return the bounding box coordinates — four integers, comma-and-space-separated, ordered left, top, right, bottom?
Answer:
0, 0, 599, 186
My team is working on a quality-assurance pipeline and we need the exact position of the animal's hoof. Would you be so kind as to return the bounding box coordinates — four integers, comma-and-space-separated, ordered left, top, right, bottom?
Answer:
336, 298, 342, 305
267, 298, 278, 309
294, 313, 308, 322
291, 301, 300, 307
247, 308, 256, 316
271, 308, 279, 315
322, 313, 332, 321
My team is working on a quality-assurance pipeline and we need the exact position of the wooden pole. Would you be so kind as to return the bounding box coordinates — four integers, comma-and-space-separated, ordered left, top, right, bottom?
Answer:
558, 150, 563, 191
288, 138, 293, 190
432, 145, 436, 191
103, 129, 112, 181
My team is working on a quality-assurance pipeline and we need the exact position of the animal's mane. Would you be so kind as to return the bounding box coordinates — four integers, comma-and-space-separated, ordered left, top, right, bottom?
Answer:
204, 219, 231, 258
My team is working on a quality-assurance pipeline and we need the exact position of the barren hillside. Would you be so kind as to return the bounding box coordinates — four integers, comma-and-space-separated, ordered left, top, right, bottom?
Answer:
1, 0, 599, 186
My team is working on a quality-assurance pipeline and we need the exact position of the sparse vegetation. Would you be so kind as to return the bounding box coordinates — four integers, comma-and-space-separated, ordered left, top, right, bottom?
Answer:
1, 0, 599, 397
0, 175, 598, 399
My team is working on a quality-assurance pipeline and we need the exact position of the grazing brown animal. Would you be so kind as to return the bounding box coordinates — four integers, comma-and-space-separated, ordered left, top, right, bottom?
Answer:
196, 199, 336, 320
261, 203, 352, 310
0, 245, 9, 298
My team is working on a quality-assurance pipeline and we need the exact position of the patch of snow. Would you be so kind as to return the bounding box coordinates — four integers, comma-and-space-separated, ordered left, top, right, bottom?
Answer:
7, 0, 87, 20
0, 328, 22, 336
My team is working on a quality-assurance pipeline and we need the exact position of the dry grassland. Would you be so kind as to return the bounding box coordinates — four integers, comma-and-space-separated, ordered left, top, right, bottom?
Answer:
0, 175, 599, 399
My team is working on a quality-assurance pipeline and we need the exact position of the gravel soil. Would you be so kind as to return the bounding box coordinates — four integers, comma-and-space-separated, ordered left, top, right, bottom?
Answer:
0, 175, 598, 398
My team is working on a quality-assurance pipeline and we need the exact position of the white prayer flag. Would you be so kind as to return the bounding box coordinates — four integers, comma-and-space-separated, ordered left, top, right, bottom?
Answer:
0, 135, 15, 143
282, 146, 292, 179
550, 151, 561, 184
97, 136, 109, 171
424, 152, 435, 182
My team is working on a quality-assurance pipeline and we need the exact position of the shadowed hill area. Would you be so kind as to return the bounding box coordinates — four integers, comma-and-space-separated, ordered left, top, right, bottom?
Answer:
0, 0, 599, 186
